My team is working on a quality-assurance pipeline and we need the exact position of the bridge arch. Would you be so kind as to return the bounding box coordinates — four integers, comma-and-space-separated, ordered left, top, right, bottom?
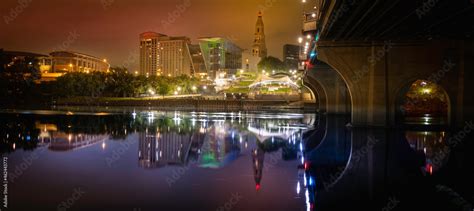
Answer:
393, 79, 452, 126
305, 61, 352, 117
303, 76, 328, 113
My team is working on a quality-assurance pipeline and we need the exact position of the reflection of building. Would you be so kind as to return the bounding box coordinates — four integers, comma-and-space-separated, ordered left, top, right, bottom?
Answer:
34, 122, 109, 151
48, 133, 109, 151
138, 129, 193, 168
283, 44, 300, 70
405, 131, 448, 175
252, 11, 267, 58
252, 148, 264, 191
198, 37, 242, 79
139, 32, 193, 77
199, 124, 241, 168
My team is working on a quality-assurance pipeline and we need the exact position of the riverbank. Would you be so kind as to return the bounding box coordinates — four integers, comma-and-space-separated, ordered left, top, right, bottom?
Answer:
55, 97, 318, 112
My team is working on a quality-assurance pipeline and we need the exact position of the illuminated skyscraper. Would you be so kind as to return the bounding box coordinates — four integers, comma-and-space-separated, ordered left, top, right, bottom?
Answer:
252, 11, 268, 58
139, 32, 193, 77
198, 37, 242, 79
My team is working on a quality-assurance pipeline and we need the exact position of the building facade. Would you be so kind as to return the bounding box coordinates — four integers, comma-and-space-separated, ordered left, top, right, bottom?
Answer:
198, 37, 242, 79
283, 44, 300, 70
188, 44, 208, 79
252, 11, 268, 58
39, 51, 110, 75
139, 32, 193, 77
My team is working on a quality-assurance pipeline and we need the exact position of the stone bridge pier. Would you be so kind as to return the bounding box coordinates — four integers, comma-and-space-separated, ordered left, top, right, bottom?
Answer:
304, 62, 351, 115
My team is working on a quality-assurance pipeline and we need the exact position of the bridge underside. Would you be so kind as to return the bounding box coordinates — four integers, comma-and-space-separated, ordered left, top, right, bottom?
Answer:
316, 40, 473, 127
304, 0, 473, 127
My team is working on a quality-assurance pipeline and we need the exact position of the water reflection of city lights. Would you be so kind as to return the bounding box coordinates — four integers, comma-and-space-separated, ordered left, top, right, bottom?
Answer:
297, 181, 301, 194
305, 189, 311, 211
302, 172, 307, 187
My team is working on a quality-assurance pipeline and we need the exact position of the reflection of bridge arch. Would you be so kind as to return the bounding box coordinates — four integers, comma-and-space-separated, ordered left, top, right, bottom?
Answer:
303, 75, 328, 113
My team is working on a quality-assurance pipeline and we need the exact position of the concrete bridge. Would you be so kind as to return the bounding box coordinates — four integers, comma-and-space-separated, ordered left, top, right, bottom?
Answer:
302, 0, 474, 127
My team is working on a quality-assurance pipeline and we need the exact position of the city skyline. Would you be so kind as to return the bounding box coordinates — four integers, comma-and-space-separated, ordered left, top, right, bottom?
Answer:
0, 0, 305, 70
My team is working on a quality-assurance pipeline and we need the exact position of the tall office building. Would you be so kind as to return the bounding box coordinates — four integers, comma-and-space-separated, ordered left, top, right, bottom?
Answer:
252, 11, 268, 58
188, 44, 207, 79
139, 32, 193, 77
198, 37, 242, 79
283, 44, 300, 70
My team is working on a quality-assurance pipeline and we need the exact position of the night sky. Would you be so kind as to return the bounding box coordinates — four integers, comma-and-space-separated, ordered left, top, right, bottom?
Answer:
0, 0, 306, 70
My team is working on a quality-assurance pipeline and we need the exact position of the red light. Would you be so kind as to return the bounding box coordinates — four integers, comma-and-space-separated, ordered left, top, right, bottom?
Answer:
426, 164, 433, 175
304, 162, 309, 170
256, 184, 261, 191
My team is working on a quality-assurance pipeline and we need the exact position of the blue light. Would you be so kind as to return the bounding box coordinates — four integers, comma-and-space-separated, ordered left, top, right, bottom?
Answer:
26, 135, 31, 141
310, 52, 316, 57
309, 177, 314, 186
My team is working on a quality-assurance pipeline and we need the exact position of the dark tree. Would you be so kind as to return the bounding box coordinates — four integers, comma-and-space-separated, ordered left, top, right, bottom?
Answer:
257, 56, 287, 72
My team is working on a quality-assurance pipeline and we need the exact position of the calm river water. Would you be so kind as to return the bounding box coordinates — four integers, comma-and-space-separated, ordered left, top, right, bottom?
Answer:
0, 110, 472, 210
